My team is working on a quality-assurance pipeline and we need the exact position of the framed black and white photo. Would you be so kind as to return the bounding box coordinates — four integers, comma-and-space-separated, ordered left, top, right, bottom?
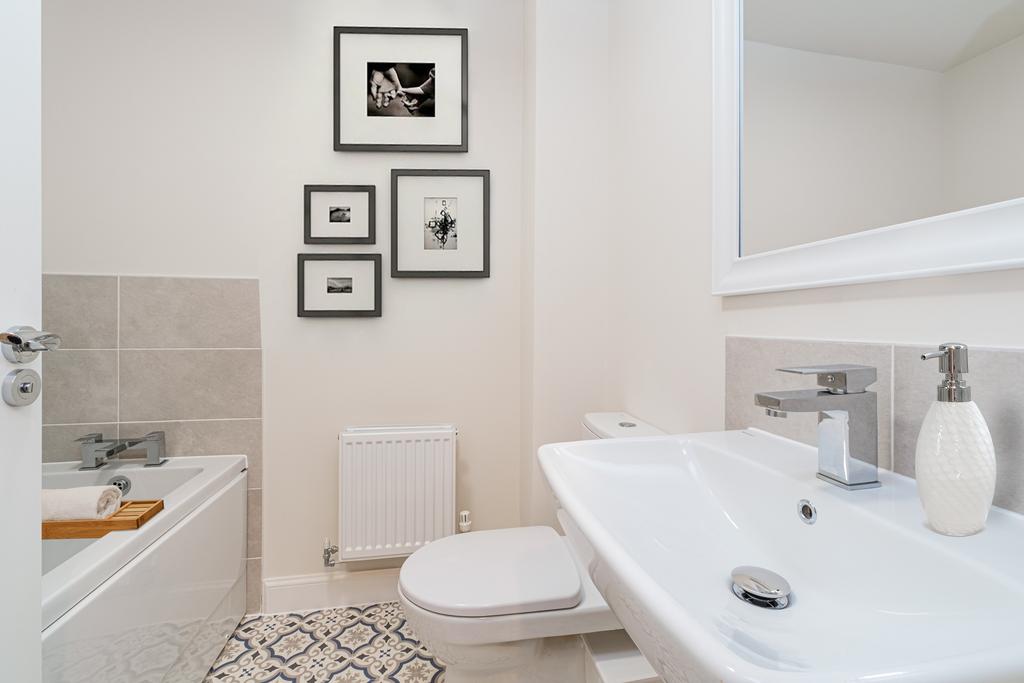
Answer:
391, 169, 489, 277
304, 185, 375, 244
298, 253, 382, 317
334, 27, 468, 152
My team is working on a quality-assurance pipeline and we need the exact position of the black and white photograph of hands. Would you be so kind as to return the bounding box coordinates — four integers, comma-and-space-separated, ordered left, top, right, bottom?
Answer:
367, 62, 436, 117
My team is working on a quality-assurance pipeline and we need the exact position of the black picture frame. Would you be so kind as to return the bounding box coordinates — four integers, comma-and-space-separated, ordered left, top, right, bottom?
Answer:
297, 253, 382, 318
304, 184, 376, 244
391, 169, 490, 278
333, 26, 469, 152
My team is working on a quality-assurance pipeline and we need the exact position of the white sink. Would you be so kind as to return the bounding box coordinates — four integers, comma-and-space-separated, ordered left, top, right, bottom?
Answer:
538, 429, 1024, 683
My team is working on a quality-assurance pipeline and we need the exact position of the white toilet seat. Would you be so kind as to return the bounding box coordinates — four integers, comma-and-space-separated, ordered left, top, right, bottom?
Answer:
400, 526, 584, 618
397, 528, 620, 646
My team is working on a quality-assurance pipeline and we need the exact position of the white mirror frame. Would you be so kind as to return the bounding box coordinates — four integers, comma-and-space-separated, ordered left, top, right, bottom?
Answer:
711, 0, 1024, 296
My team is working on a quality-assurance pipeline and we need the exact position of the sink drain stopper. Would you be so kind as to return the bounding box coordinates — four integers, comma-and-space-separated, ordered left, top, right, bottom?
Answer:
731, 566, 791, 610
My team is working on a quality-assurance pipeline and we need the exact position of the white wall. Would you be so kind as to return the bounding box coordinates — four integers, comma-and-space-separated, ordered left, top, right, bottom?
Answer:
520, 0, 614, 527
606, 0, 725, 433
942, 32, 1024, 213
43, 0, 526, 580
607, 0, 1024, 438
1, 0, 42, 678
742, 41, 945, 255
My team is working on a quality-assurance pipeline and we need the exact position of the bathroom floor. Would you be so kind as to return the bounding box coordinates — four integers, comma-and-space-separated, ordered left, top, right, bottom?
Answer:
206, 602, 446, 682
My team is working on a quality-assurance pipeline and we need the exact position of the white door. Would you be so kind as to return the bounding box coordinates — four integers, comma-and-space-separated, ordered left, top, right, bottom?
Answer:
1, 0, 42, 680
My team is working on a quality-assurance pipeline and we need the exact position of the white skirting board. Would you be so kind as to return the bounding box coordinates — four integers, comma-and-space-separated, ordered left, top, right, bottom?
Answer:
261, 568, 400, 615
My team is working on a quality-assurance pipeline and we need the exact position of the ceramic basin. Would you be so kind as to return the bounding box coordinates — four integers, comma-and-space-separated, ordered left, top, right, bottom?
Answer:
538, 428, 1024, 682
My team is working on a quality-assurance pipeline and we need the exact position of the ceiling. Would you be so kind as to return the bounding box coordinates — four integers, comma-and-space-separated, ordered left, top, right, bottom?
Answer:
744, 0, 1024, 71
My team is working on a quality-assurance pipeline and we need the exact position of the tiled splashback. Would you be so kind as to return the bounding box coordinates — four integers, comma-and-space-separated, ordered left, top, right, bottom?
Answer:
42, 275, 264, 613
726, 336, 1024, 515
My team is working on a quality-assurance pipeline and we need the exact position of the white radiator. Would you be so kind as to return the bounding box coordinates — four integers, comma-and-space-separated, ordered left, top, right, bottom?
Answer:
339, 425, 457, 561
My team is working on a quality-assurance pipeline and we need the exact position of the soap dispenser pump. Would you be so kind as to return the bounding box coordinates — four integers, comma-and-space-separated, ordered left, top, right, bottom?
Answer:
915, 343, 996, 536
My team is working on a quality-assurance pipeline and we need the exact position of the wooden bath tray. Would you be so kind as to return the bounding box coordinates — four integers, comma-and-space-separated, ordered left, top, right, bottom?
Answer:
42, 499, 164, 540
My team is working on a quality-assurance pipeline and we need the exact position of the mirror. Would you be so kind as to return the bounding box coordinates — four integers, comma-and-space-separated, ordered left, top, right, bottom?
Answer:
741, 0, 1024, 255
712, 0, 1024, 294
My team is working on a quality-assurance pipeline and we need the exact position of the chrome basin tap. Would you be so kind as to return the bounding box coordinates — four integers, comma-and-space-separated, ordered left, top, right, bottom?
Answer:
754, 364, 879, 490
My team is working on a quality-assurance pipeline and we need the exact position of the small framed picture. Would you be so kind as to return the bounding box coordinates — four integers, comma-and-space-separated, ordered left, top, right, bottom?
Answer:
297, 254, 382, 317
334, 27, 468, 152
304, 185, 375, 244
391, 169, 489, 278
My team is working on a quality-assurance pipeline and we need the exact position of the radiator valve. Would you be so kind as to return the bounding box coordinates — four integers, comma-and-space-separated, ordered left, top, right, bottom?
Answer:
458, 510, 472, 533
323, 537, 339, 567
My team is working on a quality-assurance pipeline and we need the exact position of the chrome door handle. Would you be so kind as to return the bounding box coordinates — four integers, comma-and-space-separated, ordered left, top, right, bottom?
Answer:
2, 326, 63, 363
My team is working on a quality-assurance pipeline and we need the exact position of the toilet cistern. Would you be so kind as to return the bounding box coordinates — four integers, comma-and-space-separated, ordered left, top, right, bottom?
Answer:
754, 364, 880, 490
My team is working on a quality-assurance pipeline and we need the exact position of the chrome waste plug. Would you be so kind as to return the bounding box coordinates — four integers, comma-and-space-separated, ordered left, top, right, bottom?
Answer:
731, 565, 792, 610
107, 475, 132, 497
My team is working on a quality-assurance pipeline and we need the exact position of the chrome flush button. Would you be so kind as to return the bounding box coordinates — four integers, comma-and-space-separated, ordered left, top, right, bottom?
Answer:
3, 368, 42, 407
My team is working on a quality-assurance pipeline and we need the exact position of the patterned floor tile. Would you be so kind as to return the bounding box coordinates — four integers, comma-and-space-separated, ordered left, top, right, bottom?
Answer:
206, 602, 445, 683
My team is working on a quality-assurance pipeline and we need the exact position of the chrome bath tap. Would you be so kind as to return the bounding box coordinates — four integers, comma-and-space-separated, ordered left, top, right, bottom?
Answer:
754, 364, 879, 490
76, 431, 167, 470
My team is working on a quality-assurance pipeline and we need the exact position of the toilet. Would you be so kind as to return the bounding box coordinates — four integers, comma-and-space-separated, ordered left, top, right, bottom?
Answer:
398, 413, 664, 683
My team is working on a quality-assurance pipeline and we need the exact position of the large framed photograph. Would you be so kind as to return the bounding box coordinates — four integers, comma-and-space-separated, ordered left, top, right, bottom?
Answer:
391, 169, 490, 278
298, 254, 382, 317
304, 185, 375, 244
333, 27, 468, 152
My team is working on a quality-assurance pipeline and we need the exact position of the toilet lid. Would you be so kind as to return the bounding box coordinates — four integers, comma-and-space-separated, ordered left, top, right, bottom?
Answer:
399, 526, 584, 618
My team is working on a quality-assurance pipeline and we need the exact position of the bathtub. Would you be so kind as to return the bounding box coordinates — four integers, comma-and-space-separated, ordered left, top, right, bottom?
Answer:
41, 455, 247, 683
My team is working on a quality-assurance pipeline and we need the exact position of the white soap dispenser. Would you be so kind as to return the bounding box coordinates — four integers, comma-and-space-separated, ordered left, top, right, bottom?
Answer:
915, 343, 996, 536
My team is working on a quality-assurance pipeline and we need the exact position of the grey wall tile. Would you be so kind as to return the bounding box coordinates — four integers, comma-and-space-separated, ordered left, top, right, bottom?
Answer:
42, 275, 118, 349
246, 558, 262, 614
247, 489, 262, 558
43, 423, 118, 463
119, 350, 261, 421
894, 345, 1024, 514
42, 351, 118, 424
42, 273, 263, 600
116, 419, 262, 483
725, 337, 894, 469
120, 277, 260, 349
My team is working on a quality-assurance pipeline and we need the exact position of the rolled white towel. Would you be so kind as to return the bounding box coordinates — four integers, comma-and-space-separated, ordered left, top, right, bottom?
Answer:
42, 486, 122, 521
